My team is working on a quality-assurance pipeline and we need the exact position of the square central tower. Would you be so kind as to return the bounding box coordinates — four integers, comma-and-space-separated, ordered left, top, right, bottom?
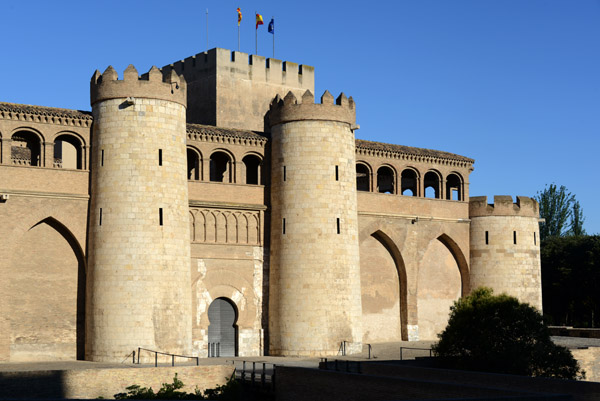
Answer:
161, 48, 315, 132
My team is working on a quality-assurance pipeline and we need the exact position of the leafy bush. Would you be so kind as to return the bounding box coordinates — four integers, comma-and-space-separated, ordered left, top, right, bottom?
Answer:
113, 373, 240, 400
432, 287, 584, 380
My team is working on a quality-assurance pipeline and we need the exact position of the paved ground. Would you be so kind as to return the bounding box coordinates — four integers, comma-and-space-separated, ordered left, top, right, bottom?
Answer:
0, 338, 595, 373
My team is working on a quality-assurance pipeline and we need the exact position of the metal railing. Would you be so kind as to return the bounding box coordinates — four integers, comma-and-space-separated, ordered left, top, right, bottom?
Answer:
234, 361, 276, 390
366, 343, 373, 359
320, 358, 362, 374
399, 346, 432, 360
135, 347, 199, 367
338, 340, 347, 356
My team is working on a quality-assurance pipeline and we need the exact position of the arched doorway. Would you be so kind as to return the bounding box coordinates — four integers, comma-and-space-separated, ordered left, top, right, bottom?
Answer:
207, 298, 238, 356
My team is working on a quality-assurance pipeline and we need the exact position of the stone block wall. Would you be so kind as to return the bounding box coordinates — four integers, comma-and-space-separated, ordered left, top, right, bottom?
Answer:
87, 94, 192, 362
469, 196, 542, 309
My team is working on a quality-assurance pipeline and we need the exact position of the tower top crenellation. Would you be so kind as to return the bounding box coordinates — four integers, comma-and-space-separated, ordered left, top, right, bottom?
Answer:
469, 195, 539, 218
90, 65, 187, 107
269, 90, 356, 128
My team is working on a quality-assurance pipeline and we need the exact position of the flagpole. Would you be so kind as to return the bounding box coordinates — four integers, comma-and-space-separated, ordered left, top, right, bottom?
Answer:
238, 25, 240, 51
255, 11, 257, 55
272, 16, 275, 58
206, 9, 209, 51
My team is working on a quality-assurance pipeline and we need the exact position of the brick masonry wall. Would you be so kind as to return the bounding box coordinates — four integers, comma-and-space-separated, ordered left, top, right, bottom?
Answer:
0, 365, 234, 399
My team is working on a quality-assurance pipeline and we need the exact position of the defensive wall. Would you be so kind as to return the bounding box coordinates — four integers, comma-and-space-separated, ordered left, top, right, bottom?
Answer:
0, 47, 543, 363
0, 98, 479, 361
161, 48, 315, 131
470, 195, 542, 309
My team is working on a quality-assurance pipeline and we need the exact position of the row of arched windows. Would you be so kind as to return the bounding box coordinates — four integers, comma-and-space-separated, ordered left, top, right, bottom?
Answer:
1, 130, 86, 169
357, 162, 465, 201
187, 147, 263, 185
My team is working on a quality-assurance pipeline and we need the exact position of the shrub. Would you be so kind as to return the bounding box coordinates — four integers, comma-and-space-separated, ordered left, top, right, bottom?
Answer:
113, 373, 240, 400
432, 287, 584, 380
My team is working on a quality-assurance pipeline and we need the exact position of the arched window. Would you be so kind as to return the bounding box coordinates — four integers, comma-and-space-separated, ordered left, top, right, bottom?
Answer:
356, 163, 370, 192
446, 173, 463, 201
187, 148, 201, 180
242, 154, 262, 185
12, 131, 41, 166
424, 171, 440, 199
377, 166, 395, 194
210, 151, 233, 183
54, 134, 83, 169
401, 168, 418, 196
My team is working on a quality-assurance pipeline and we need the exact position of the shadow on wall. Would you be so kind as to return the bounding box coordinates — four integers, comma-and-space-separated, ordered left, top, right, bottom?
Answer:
0, 370, 66, 399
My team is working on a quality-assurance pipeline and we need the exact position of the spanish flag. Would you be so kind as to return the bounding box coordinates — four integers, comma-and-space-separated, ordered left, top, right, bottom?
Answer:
237, 8, 242, 26
256, 13, 264, 29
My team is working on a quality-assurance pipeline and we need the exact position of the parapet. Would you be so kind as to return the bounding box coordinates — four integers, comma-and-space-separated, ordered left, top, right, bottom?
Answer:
269, 90, 356, 128
161, 48, 314, 89
90, 65, 187, 107
469, 195, 539, 218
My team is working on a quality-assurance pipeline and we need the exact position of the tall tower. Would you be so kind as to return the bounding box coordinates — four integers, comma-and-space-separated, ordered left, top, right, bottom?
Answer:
87, 65, 192, 361
469, 196, 542, 310
268, 90, 363, 356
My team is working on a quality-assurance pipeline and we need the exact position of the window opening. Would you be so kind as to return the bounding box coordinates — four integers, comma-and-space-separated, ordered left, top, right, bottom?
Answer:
210, 152, 232, 183
335, 165, 339, 181
424, 171, 440, 199
283, 166, 286, 182
337, 218, 340, 234
243, 155, 261, 185
485, 231, 489, 245
99, 208, 102, 226
101, 149, 104, 166
159, 208, 163, 226
514, 231, 517, 245
446, 173, 462, 201
159, 149, 163, 166
401, 169, 418, 197
377, 166, 395, 194
282, 218, 286, 234
356, 163, 370, 191
534, 232, 537, 245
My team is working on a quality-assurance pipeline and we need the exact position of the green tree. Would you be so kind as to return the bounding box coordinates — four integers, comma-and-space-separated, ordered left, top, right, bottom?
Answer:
541, 235, 599, 328
433, 287, 584, 380
568, 200, 586, 236
535, 184, 574, 241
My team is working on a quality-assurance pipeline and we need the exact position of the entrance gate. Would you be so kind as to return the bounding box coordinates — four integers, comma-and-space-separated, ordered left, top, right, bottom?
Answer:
207, 298, 237, 356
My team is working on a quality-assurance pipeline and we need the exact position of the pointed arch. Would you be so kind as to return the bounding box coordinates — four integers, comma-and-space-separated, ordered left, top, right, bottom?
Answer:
437, 233, 470, 296
9, 216, 86, 360
370, 230, 408, 341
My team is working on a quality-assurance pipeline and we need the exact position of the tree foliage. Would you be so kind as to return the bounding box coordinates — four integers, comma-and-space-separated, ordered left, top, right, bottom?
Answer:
541, 235, 599, 328
113, 373, 241, 400
535, 184, 575, 241
433, 287, 584, 380
568, 200, 586, 236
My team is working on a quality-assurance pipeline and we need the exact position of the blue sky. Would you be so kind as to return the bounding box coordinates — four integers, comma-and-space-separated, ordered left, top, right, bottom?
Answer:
2, 1, 599, 233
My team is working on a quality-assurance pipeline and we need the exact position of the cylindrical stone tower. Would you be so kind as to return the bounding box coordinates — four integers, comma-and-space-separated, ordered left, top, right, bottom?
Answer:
86, 65, 192, 361
469, 195, 542, 310
268, 90, 363, 356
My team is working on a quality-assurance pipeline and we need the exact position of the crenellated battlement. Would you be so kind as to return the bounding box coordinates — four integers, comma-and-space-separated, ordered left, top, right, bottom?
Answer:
469, 195, 539, 218
90, 65, 187, 107
161, 48, 314, 88
269, 90, 356, 128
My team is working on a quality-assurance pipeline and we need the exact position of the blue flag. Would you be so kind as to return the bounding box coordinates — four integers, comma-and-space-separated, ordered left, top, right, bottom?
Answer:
268, 18, 274, 34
